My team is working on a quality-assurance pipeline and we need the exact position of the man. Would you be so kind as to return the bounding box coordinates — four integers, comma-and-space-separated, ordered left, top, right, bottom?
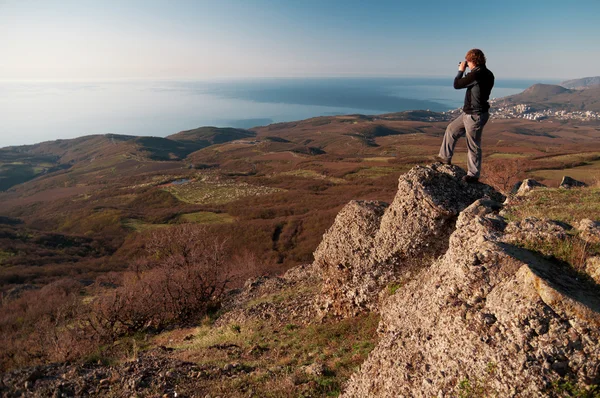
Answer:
438, 48, 495, 183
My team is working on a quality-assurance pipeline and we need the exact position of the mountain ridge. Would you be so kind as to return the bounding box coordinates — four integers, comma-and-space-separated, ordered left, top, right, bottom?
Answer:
495, 83, 600, 112
560, 76, 600, 89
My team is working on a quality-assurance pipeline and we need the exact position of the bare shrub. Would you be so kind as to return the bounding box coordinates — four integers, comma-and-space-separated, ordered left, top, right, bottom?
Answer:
482, 158, 530, 194
90, 225, 234, 339
0, 279, 95, 371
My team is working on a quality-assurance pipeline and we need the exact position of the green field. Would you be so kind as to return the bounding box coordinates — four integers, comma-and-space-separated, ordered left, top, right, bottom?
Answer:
122, 218, 170, 232
505, 187, 600, 224
279, 169, 346, 184
178, 211, 235, 224
529, 160, 600, 183
533, 152, 600, 163
488, 153, 528, 159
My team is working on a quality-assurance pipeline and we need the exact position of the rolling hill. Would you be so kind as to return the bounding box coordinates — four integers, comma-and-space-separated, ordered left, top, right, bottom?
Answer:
0, 128, 259, 192
495, 83, 600, 112
560, 76, 600, 89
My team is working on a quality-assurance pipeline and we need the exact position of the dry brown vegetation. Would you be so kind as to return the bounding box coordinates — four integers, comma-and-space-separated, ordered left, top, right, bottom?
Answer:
1, 114, 600, 377
0, 225, 242, 371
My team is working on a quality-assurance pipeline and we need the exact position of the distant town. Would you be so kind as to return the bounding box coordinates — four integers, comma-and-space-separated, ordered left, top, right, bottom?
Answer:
441, 102, 600, 122
488, 102, 600, 121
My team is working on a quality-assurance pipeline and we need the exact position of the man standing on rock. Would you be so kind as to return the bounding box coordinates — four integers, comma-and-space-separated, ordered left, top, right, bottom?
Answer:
437, 49, 495, 183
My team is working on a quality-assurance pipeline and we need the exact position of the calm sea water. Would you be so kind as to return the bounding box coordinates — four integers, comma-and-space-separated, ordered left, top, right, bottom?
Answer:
0, 77, 558, 148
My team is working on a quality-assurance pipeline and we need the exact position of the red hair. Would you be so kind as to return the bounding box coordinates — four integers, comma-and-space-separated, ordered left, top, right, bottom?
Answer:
466, 49, 486, 66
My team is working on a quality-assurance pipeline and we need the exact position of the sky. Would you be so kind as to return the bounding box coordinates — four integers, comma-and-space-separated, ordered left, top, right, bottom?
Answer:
0, 0, 599, 80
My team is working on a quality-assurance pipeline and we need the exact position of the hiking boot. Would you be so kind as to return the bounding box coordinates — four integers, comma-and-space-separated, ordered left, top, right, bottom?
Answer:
462, 175, 479, 184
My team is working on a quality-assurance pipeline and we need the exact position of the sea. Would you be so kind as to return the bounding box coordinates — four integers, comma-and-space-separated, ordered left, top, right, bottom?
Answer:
0, 77, 559, 148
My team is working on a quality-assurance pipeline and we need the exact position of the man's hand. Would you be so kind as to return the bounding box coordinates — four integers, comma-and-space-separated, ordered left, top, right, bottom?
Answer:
458, 61, 467, 72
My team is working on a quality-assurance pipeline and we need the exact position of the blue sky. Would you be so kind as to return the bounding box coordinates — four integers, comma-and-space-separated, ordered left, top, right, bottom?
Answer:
0, 0, 598, 80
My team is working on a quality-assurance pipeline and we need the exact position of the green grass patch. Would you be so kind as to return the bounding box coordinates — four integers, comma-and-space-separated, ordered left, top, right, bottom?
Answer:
529, 159, 600, 184
504, 188, 600, 225
279, 169, 346, 184
243, 284, 319, 309
533, 152, 600, 163
362, 157, 396, 162
504, 187, 600, 279
122, 218, 170, 232
178, 211, 235, 224
550, 378, 600, 397
158, 300, 379, 398
387, 282, 403, 295
488, 153, 529, 159
513, 233, 599, 275
176, 313, 379, 369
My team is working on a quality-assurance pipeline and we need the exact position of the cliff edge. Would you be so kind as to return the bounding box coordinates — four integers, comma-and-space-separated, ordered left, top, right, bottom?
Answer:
313, 166, 600, 396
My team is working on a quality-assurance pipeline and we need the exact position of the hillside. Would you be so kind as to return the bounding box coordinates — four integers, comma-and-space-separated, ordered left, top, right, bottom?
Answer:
0, 129, 258, 192
496, 83, 600, 112
1, 165, 599, 397
0, 105, 599, 396
167, 126, 256, 146
561, 76, 600, 89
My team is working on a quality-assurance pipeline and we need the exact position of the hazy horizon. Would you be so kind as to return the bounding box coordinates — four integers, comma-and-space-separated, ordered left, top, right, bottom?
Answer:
2, 1, 599, 81
1, 0, 596, 147
0, 77, 556, 148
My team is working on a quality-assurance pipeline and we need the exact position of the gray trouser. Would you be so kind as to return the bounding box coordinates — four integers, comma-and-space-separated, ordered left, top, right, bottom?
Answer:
438, 112, 489, 178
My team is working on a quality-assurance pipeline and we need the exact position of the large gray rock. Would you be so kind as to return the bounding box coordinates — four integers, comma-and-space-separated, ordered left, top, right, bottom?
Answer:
342, 200, 600, 397
578, 219, 600, 244
313, 200, 389, 317
503, 217, 571, 245
313, 164, 503, 318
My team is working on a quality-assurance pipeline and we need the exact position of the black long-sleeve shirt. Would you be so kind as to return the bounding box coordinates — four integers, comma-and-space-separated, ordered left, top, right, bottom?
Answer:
454, 65, 495, 114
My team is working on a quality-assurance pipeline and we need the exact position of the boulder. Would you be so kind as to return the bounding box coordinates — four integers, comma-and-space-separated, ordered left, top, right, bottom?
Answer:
560, 176, 587, 189
503, 217, 571, 245
578, 219, 600, 244
313, 164, 503, 318
586, 257, 600, 285
512, 178, 546, 197
313, 200, 389, 317
342, 200, 600, 397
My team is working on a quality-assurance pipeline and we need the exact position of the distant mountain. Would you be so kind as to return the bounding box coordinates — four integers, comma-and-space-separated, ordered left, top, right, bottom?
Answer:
560, 76, 600, 89
495, 83, 600, 112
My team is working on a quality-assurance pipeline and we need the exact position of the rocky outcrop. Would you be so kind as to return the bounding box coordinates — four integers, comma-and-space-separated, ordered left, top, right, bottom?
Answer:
560, 176, 588, 189
313, 200, 390, 317
503, 217, 571, 244
342, 199, 600, 397
0, 349, 206, 398
578, 219, 600, 244
313, 164, 503, 317
215, 263, 320, 327
587, 257, 600, 285
512, 178, 546, 197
